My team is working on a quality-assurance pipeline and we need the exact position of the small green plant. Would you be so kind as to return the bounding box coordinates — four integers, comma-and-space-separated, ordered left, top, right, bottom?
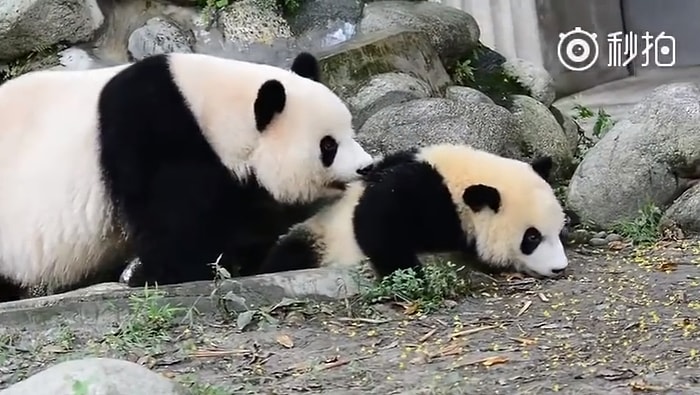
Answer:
570, 103, 616, 164
178, 375, 231, 395
196, 0, 230, 10
610, 203, 663, 245
71, 379, 90, 395
0, 44, 64, 84
207, 254, 307, 329
277, 0, 303, 15
450, 42, 530, 109
105, 285, 183, 350
573, 104, 615, 138
57, 325, 76, 351
362, 261, 470, 313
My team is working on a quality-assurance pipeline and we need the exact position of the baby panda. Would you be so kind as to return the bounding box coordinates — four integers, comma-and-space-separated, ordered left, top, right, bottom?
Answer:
257, 143, 569, 279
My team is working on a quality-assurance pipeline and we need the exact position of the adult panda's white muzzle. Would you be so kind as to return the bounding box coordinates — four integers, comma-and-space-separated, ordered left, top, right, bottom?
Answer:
330, 138, 374, 183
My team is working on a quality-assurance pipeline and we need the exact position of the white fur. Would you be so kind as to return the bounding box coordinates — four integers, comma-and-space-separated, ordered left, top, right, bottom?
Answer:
0, 53, 372, 289
300, 182, 367, 267
0, 65, 130, 288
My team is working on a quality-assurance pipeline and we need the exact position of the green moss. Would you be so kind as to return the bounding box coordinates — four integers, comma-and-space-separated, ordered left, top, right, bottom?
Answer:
449, 41, 530, 109
318, 29, 451, 100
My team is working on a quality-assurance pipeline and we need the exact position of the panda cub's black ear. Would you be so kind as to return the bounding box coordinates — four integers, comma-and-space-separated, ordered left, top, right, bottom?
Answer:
290, 52, 320, 82
531, 156, 553, 181
254, 80, 287, 132
463, 184, 501, 213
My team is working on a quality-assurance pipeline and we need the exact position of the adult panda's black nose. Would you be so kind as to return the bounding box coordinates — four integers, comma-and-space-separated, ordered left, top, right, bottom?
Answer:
356, 164, 374, 176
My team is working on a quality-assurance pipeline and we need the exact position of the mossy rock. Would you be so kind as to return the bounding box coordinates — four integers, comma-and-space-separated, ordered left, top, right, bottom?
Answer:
316, 27, 451, 101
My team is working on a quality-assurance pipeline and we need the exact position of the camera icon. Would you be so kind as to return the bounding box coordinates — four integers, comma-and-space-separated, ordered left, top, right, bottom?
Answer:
558, 27, 600, 72
654, 33, 676, 67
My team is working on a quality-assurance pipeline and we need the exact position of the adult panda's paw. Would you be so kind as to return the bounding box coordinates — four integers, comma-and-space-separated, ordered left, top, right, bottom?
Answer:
119, 257, 143, 286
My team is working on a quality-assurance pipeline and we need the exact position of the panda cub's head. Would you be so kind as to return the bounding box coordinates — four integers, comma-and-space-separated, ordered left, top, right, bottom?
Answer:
249, 52, 374, 204
421, 145, 568, 278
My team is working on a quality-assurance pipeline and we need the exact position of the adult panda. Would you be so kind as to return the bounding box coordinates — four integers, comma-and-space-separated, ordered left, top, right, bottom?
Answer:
257, 143, 569, 279
0, 52, 374, 302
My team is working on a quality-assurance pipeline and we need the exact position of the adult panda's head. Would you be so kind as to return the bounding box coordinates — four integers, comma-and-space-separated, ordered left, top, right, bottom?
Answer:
249, 52, 374, 204
419, 144, 569, 279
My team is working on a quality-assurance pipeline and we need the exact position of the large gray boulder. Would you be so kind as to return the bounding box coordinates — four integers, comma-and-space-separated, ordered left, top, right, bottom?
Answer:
661, 183, 700, 234
286, 0, 362, 38
346, 72, 432, 129
358, 97, 525, 159
509, 95, 576, 180
318, 28, 452, 102
128, 17, 194, 61
445, 86, 495, 106
0, 0, 104, 61
217, 0, 292, 47
358, 1, 479, 68
0, 357, 191, 395
502, 58, 556, 107
567, 82, 700, 228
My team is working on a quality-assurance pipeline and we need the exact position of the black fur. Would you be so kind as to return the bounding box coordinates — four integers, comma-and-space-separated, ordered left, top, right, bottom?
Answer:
97, 53, 321, 287
531, 156, 553, 181
0, 276, 24, 303
290, 52, 320, 81
258, 228, 323, 274
462, 184, 501, 213
259, 150, 470, 279
254, 80, 286, 132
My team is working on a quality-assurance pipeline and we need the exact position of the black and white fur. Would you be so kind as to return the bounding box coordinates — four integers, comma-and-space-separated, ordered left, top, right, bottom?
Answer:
0, 52, 373, 302
257, 144, 569, 279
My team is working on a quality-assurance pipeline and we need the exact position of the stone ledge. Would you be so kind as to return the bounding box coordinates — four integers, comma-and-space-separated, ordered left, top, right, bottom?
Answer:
0, 267, 362, 326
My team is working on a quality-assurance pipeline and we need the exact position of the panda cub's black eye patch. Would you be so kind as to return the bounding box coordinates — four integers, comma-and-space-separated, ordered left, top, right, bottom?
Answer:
520, 227, 542, 255
319, 135, 338, 167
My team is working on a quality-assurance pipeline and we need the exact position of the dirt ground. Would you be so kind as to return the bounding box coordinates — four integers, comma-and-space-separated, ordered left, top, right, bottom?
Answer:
0, 239, 699, 395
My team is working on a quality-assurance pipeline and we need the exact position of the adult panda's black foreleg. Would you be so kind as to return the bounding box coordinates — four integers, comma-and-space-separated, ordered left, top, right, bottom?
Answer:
0, 276, 25, 302
119, 163, 237, 286
97, 54, 238, 287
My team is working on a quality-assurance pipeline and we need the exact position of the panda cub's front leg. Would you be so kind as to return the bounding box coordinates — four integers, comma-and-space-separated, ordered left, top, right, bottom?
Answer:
352, 189, 426, 279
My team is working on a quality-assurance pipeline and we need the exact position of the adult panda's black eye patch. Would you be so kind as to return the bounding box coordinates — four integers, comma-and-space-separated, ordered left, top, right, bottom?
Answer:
319, 135, 338, 167
520, 227, 542, 255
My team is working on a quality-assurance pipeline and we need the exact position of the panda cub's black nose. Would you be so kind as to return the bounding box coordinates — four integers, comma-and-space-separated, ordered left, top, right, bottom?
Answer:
356, 164, 374, 176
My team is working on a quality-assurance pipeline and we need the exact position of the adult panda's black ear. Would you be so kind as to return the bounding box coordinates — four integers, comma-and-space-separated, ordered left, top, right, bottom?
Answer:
530, 156, 553, 181
290, 52, 320, 81
463, 184, 501, 213
254, 79, 287, 132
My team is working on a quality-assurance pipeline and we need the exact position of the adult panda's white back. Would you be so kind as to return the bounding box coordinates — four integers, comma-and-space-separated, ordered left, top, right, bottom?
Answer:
0, 65, 131, 294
